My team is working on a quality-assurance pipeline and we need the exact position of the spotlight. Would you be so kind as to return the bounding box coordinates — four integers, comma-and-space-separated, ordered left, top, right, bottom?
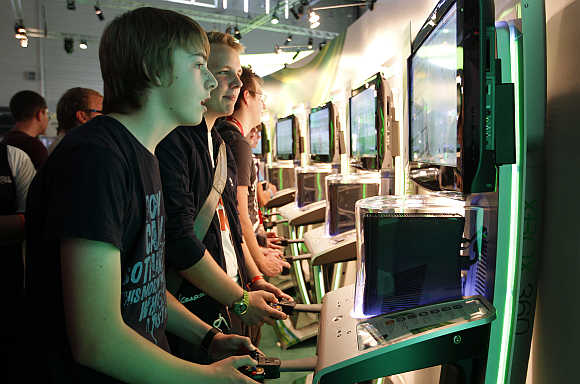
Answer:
234, 26, 242, 40
309, 9, 320, 29
14, 22, 27, 40
79, 40, 88, 49
94, 5, 104, 21
64, 37, 74, 54
66, 0, 76, 10
271, 14, 279, 24
307, 37, 313, 49
286, 34, 293, 43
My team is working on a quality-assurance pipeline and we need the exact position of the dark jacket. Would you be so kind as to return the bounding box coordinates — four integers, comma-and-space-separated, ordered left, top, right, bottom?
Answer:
155, 121, 248, 324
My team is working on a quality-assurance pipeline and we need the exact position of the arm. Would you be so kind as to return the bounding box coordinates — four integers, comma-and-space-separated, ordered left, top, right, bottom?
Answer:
256, 181, 270, 207
178, 251, 286, 325
60, 238, 257, 384
237, 186, 290, 277
1, 146, 36, 243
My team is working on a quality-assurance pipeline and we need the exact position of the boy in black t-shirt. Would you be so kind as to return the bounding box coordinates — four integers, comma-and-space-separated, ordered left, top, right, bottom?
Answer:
25, 8, 260, 383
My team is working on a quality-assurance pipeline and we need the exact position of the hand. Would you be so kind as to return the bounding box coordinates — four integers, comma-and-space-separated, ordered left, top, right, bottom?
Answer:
243, 290, 287, 326
256, 248, 291, 277
266, 235, 284, 250
204, 355, 260, 384
251, 278, 293, 302
208, 332, 263, 362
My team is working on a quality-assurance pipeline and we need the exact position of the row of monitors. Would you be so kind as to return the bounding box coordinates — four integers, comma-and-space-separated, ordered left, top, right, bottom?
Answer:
258, 72, 391, 171
259, 0, 501, 195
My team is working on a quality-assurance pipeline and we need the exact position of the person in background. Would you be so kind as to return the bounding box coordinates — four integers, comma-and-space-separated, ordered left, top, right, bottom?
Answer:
3, 90, 49, 169
245, 124, 284, 252
0, 141, 35, 372
49, 87, 103, 154
217, 67, 288, 277
156, 32, 290, 362
25, 7, 260, 383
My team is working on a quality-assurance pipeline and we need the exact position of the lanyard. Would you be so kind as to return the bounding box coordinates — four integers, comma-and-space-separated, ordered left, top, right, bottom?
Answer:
226, 116, 244, 136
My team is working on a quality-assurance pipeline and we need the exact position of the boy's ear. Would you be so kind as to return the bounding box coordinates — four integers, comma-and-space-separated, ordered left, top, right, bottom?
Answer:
142, 61, 163, 87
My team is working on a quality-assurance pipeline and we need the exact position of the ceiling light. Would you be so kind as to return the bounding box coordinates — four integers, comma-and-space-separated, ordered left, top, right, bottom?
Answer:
307, 37, 313, 49
64, 38, 74, 54
79, 40, 88, 49
286, 34, 292, 43
310, 21, 320, 29
66, 0, 76, 10
308, 10, 319, 24
234, 26, 242, 40
14, 22, 27, 40
271, 14, 279, 24
94, 4, 104, 21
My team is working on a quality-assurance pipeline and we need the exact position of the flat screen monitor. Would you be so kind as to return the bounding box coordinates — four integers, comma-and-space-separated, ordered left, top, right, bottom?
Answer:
252, 134, 262, 156
350, 86, 377, 158
309, 102, 333, 163
276, 116, 295, 161
409, 3, 458, 167
349, 73, 391, 171
408, 0, 497, 193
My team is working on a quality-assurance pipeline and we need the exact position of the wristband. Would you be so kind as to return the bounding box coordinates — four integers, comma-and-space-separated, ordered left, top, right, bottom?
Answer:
201, 327, 221, 351
246, 274, 264, 289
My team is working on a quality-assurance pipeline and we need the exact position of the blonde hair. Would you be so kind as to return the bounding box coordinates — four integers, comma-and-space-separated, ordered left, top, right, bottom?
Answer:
207, 31, 245, 53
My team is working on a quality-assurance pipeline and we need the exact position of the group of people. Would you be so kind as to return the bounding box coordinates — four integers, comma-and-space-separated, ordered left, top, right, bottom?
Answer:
0, 7, 292, 383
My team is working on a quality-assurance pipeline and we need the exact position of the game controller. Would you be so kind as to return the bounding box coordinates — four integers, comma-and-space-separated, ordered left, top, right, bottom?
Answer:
270, 299, 296, 315
239, 350, 281, 382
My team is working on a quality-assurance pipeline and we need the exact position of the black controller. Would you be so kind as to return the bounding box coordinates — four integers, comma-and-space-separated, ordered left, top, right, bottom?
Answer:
239, 350, 281, 382
270, 299, 296, 315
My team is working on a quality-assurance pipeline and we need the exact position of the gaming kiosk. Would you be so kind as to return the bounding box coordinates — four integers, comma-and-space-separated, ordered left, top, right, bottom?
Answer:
296, 0, 524, 383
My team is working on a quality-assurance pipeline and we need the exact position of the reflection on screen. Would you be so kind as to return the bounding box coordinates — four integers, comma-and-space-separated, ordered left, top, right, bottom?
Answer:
410, 3, 458, 167
309, 107, 330, 156
350, 86, 377, 157
252, 135, 262, 155
276, 119, 293, 156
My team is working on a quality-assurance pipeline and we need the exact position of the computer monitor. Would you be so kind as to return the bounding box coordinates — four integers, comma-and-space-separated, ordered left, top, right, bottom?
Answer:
275, 115, 296, 161
252, 123, 270, 159
349, 73, 394, 171
408, 0, 498, 194
252, 134, 262, 156
309, 102, 335, 163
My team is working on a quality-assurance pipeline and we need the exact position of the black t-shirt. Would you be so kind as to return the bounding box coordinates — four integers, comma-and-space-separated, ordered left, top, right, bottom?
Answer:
2, 129, 48, 169
216, 121, 259, 228
25, 116, 169, 383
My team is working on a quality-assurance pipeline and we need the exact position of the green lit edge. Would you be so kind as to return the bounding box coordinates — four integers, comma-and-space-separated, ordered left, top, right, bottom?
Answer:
499, 21, 524, 384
